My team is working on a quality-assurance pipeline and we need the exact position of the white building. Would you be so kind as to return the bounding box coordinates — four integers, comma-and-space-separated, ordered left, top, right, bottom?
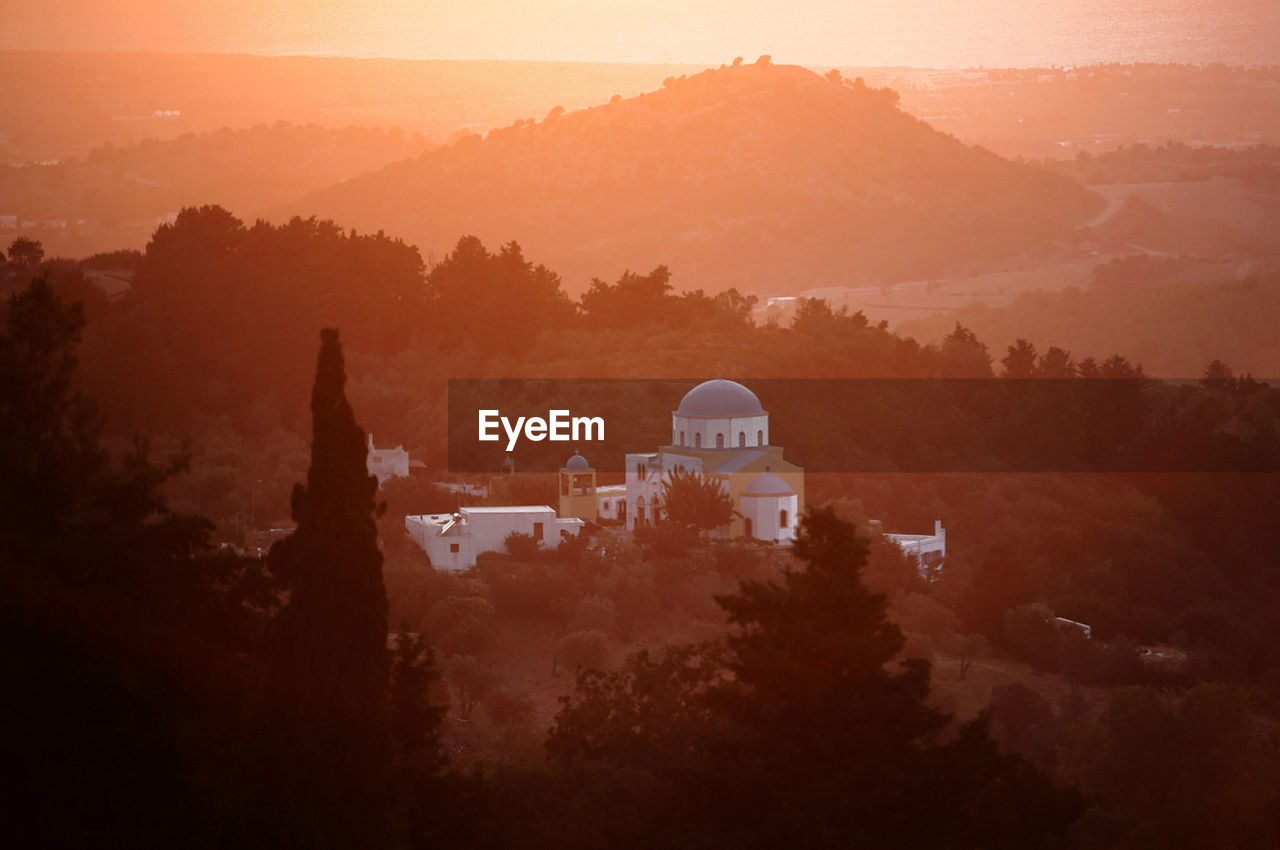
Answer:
561, 380, 803, 543
594, 484, 627, 522
622, 379, 802, 542
405, 505, 583, 573
883, 520, 947, 576
559, 380, 944, 557
367, 434, 410, 485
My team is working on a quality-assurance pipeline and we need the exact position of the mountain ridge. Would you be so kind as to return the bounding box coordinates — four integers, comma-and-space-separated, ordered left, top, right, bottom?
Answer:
282, 61, 1104, 295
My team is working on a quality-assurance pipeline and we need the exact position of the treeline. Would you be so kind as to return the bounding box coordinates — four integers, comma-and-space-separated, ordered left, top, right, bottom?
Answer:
0, 279, 1081, 846
15, 213, 1280, 689
1, 123, 428, 221
6, 258, 1280, 845
1046, 141, 1280, 187
899, 254, 1280, 378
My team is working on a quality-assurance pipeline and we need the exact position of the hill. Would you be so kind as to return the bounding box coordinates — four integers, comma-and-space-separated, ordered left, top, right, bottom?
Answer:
284, 61, 1104, 295
0, 123, 429, 257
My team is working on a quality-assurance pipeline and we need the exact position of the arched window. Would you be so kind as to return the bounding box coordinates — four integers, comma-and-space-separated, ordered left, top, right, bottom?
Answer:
757, 430, 764, 446
715, 433, 725, 449
680, 430, 685, 446
738, 431, 746, 447
695, 433, 702, 448
745, 517, 754, 539
779, 508, 789, 528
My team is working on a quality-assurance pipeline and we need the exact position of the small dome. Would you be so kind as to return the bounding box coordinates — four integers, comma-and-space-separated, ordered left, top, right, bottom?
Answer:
564, 453, 591, 470
743, 472, 793, 495
676, 379, 764, 418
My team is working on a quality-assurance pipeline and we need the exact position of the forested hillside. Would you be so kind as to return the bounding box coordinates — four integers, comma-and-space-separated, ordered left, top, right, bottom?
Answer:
5, 198, 1280, 846
288, 60, 1102, 295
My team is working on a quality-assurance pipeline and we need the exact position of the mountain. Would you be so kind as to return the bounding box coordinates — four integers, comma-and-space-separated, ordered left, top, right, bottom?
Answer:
285, 60, 1104, 296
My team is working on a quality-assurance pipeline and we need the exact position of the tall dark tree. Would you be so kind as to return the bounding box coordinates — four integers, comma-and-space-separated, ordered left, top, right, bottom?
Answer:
262, 328, 394, 848
1, 276, 269, 846
0, 274, 103, 547
550, 508, 1080, 848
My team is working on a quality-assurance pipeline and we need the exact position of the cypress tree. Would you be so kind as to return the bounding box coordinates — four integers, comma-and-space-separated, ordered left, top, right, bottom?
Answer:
262, 328, 393, 848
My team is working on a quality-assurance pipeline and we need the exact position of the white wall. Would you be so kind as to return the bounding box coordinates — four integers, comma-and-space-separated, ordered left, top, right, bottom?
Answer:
367, 436, 410, 484
460, 507, 570, 553
671, 413, 769, 449
741, 493, 799, 543
406, 507, 581, 573
405, 515, 474, 574
596, 485, 627, 521
624, 453, 663, 529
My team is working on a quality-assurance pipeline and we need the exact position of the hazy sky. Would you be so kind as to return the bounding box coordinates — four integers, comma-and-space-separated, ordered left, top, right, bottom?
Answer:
7, 0, 1279, 66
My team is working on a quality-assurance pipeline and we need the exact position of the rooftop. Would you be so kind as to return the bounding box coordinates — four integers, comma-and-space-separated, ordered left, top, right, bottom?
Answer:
676, 379, 765, 419
459, 505, 556, 514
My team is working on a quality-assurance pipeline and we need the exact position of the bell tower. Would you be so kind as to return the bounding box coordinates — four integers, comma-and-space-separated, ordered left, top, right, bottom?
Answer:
559, 452, 598, 522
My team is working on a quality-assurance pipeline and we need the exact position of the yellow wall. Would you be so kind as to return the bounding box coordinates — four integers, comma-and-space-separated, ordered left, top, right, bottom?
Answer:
558, 469, 598, 522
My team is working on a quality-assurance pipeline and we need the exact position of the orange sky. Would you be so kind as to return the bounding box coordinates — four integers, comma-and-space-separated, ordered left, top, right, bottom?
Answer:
6, 0, 1280, 66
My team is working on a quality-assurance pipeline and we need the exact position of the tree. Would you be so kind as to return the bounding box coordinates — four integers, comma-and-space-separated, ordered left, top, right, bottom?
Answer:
1201, 358, 1236, 391
557, 629, 611, 672
550, 508, 1081, 847
389, 630, 446, 770
1038, 345, 1075, 378
262, 328, 394, 848
444, 654, 499, 719
485, 687, 535, 727
425, 594, 496, 655
0, 275, 103, 547
0, 275, 213, 583
1001, 338, 1038, 378
714, 507, 1079, 847
791, 296, 869, 337
426, 236, 574, 352
6, 236, 45, 267
0, 276, 267, 845
504, 531, 541, 560
549, 641, 732, 770
388, 629, 449, 848
579, 265, 675, 327
939, 322, 994, 377
989, 682, 1054, 755
1060, 684, 1274, 848
658, 467, 735, 536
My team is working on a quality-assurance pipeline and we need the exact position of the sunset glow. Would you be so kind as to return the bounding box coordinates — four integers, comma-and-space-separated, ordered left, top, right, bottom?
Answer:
4, 0, 1280, 847
7, 0, 1280, 66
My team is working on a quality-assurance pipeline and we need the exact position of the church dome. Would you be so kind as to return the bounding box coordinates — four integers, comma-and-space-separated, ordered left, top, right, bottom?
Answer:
564, 453, 591, 470
676, 379, 764, 418
743, 472, 794, 495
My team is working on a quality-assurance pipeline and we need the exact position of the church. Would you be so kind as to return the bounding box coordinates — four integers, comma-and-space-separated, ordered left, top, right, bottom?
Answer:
408, 377, 944, 571
559, 379, 804, 543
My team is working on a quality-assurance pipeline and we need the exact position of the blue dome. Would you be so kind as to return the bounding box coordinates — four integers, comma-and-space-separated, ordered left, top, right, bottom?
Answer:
743, 472, 794, 495
676, 379, 764, 418
564, 453, 591, 470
